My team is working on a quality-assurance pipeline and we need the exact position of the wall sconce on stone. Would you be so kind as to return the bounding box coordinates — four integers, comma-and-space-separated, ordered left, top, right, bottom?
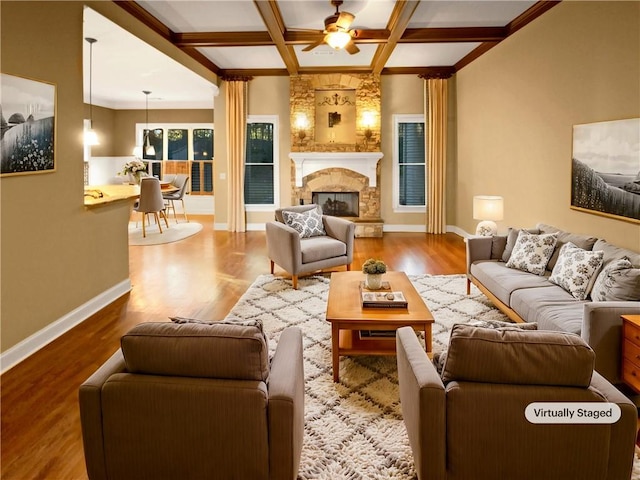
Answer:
362, 111, 376, 148
295, 113, 309, 146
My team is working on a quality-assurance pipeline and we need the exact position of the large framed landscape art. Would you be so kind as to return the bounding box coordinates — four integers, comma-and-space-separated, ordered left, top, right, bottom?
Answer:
571, 118, 640, 223
1, 73, 56, 177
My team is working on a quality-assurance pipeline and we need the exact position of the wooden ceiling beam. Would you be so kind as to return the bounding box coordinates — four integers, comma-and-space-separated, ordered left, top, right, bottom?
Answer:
400, 27, 507, 43
371, 0, 420, 75
174, 32, 274, 47
252, 0, 299, 75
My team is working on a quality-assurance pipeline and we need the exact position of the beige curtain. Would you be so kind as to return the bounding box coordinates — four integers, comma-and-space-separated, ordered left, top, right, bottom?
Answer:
225, 78, 249, 232
425, 78, 448, 234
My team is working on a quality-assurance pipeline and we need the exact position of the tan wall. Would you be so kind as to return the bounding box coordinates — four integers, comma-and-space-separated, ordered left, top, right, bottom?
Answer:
0, 2, 132, 352
456, 1, 640, 250
380, 75, 425, 226
213, 77, 291, 227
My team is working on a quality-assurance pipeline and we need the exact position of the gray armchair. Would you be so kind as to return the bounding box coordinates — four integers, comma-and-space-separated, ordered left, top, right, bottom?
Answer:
396, 324, 637, 480
266, 204, 355, 289
79, 322, 304, 480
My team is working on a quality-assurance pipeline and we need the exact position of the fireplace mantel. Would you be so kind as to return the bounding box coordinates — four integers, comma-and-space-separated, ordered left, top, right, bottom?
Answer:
289, 152, 384, 187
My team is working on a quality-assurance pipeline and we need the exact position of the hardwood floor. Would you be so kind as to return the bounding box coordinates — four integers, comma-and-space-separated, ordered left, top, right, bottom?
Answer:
0, 215, 466, 480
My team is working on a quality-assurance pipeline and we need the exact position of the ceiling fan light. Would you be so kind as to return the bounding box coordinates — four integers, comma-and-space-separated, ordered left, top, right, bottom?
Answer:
326, 31, 351, 50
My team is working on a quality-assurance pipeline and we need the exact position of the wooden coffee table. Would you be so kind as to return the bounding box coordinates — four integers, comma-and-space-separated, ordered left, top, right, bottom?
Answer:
326, 271, 434, 382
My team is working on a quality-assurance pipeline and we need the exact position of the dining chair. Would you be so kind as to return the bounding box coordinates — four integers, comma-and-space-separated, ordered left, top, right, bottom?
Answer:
163, 174, 190, 223
134, 177, 169, 237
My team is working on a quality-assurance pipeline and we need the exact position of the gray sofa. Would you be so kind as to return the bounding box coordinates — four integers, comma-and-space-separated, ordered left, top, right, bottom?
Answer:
466, 223, 640, 385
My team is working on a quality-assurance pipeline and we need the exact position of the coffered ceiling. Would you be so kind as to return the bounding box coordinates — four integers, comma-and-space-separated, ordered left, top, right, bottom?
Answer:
84, 1, 559, 109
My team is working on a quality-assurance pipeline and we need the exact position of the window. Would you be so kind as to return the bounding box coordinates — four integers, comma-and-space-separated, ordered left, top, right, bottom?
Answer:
393, 114, 426, 213
244, 115, 278, 209
135, 123, 213, 194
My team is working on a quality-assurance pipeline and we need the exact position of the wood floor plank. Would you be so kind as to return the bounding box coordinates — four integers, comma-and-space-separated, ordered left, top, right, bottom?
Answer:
0, 215, 466, 479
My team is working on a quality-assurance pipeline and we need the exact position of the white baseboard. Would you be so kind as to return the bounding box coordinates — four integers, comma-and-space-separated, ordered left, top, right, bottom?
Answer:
0, 279, 132, 374
214, 222, 228, 230
246, 223, 265, 231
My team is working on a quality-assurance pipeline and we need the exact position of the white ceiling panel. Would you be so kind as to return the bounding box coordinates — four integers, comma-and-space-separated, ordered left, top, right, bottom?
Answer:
410, 1, 537, 28
280, 0, 395, 31
295, 44, 377, 68
385, 42, 481, 68
198, 45, 286, 69
136, 0, 267, 32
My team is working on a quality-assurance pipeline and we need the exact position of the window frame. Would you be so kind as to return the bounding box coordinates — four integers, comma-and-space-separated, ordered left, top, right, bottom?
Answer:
134, 123, 214, 162
392, 114, 426, 213
244, 115, 279, 212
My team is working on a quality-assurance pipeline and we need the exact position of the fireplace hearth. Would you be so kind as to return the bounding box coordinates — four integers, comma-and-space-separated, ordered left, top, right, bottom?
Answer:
313, 192, 359, 217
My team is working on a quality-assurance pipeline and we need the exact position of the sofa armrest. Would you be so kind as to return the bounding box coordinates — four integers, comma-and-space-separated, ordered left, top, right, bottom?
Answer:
323, 216, 356, 261
581, 301, 640, 385
396, 327, 446, 480
266, 221, 302, 274
589, 371, 637, 480
466, 236, 494, 275
268, 327, 305, 480
79, 349, 127, 480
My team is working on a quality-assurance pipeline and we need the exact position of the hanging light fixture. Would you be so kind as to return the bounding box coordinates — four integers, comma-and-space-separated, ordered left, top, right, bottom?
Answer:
84, 37, 99, 146
143, 90, 156, 157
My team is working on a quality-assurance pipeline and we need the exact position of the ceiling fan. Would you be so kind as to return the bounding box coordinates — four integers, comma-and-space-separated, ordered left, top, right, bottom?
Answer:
302, 0, 360, 54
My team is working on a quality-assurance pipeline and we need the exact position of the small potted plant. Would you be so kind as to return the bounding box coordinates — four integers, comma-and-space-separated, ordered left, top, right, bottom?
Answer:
362, 258, 387, 290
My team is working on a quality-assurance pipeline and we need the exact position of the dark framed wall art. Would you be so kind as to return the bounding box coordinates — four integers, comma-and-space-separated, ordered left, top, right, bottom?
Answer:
571, 118, 640, 224
1, 73, 56, 176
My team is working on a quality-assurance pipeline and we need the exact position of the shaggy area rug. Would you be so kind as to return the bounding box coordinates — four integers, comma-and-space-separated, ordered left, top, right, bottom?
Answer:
224, 273, 639, 480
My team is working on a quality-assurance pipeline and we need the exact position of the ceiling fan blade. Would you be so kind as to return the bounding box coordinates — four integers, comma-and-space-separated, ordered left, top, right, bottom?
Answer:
302, 39, 326, 52
335, 11, 355, 30
344, 39, 360, 55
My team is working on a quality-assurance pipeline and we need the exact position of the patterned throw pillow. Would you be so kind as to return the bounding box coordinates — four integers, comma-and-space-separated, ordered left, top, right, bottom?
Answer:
549, 242, 604, 300
282, 206, 326, 238
505, 231, 558, 275
590, 258, 640, 301
433, 320, 538, 375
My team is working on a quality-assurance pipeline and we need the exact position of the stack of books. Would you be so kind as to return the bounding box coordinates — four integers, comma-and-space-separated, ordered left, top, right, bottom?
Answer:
359, 282, 408, 308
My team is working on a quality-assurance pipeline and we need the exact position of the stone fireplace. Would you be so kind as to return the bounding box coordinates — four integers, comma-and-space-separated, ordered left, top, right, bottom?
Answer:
289, 152, 383, 237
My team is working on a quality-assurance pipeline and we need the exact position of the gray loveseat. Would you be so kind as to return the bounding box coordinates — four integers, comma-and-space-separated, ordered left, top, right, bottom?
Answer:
466, 223, 640, 385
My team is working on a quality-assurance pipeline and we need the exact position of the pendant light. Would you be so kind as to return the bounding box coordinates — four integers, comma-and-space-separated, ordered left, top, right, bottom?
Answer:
143, 90, 155, 157
84, 37, 99, 146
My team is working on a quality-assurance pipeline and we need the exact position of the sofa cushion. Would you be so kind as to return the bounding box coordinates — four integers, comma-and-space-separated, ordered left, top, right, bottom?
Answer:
510, 286, 586, 334
300, 235, 346, 264
505, 231, 558, 276
537, 223, 598, 271
593, 239, 640, 267
501, 228, 540, 263
121, 322, 270, 381
470, 260, 551, 306
549, 242, 604, 300
282, 205, 326, 238
590, 258, 640, 301
441, 324, 594, 387
433, 320, 537, 375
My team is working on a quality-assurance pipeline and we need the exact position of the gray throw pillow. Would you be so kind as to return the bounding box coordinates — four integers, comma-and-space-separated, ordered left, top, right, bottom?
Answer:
505, 231, 558, 276
590, 258, 640, 301
501, 228, 540, 263
433, 320, 538, 375
282, 205, 326, 238
549, 242, 604, 300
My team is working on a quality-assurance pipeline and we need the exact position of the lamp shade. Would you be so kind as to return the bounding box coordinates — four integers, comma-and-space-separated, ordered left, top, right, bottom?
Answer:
473, 196, 504, 221
84, 128, 99, 146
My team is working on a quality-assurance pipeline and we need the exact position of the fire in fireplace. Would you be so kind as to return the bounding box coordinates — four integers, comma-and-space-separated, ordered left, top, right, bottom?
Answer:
312, 192, 359, 217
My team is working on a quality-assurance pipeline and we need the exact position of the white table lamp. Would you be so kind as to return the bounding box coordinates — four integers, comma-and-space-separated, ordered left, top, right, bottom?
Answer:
473, 195, 504, 236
